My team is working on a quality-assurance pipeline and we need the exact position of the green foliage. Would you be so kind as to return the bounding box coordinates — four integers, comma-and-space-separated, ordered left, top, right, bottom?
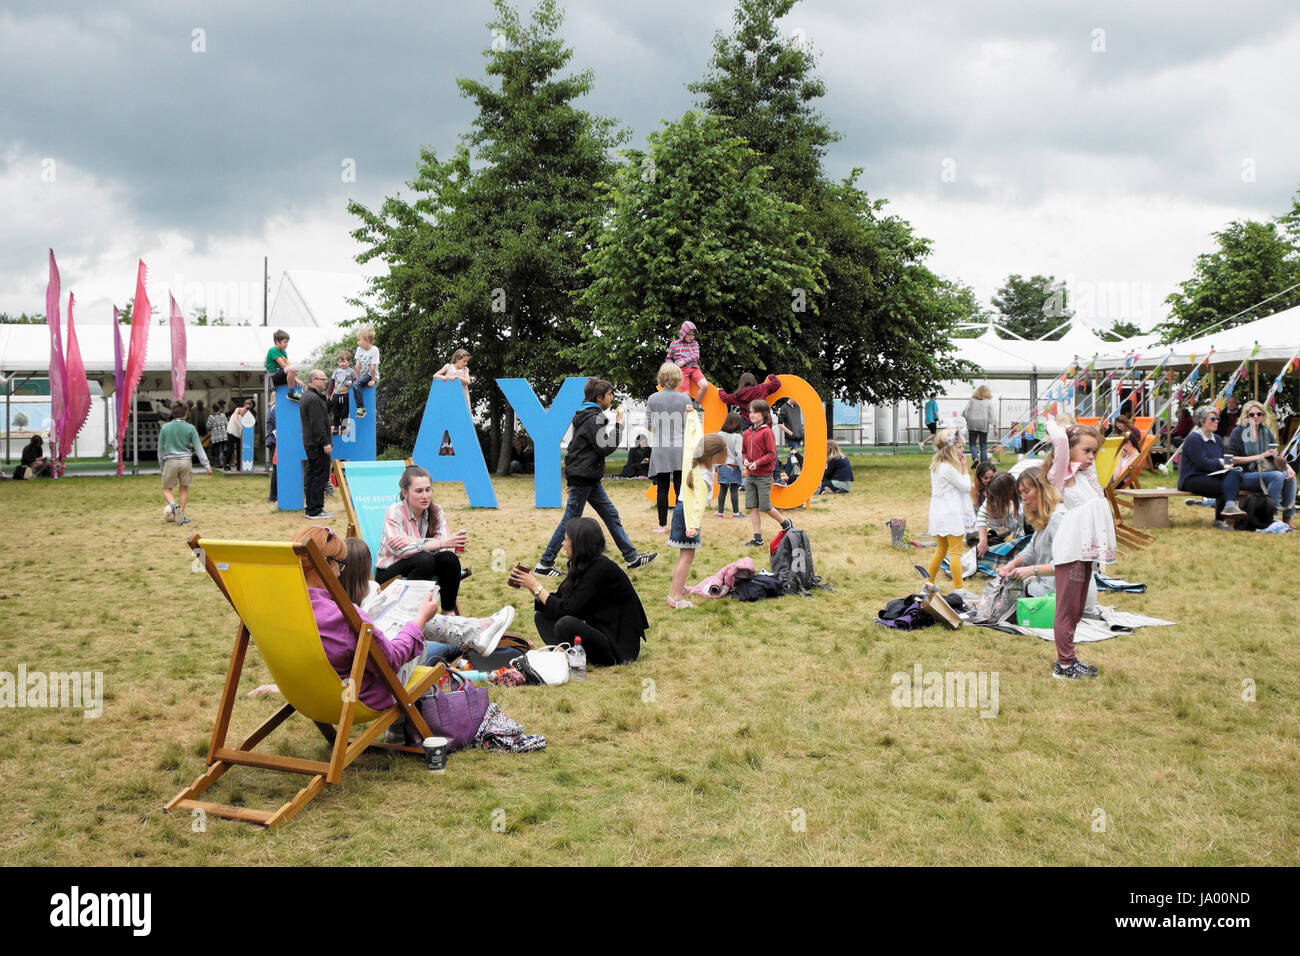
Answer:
0, 312, 44, 324
1159, 217, 1300, 341
349, 0, 623, 466
688, 0, 977, 407
572, 111, 824, 394
1104, 319, 1143, 341
991, 274, 1072, 341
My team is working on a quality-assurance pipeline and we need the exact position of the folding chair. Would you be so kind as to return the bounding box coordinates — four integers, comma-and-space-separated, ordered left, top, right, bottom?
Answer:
1111, 433, 1157, 493
165, 535, 446, 828
1093, 435, 1124, 488
333, 458, 412, 564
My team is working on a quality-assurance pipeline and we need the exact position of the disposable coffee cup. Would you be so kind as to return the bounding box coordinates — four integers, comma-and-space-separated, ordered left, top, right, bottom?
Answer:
422, 736, 448, 773
455, 529, 467, 554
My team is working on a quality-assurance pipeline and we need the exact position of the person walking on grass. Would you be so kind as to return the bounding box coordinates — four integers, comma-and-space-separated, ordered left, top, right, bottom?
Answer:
300, 370, 333, 520
159, 401, 211, 526
741, 399, 793, 548
647, 362, 691, 534
667, 434, 729, 609
921, 393, 939, 449
533, 378, 657, 578
206, 400, 228, 471
925, 428, 976, 599
1040, 421, 1117, 680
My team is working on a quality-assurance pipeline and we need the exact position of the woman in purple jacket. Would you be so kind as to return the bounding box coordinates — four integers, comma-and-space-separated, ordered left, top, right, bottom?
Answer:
292, 525, 437, 712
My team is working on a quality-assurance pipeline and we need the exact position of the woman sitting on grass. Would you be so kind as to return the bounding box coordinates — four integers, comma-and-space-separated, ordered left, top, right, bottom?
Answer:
816, 440, 854, 494
997, 466, 1099, 614
509, 516, 648, 666
973, 471, 1023, 556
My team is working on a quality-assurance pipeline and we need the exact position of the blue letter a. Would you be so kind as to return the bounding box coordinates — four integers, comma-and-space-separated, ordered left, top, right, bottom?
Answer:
412, 379, 497, 508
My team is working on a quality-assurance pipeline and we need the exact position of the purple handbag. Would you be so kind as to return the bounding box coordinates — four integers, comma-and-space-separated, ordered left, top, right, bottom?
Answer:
406, 673, 491, 752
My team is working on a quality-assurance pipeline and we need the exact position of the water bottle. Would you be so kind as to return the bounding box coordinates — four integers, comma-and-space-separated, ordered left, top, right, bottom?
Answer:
567, 638, 587, 680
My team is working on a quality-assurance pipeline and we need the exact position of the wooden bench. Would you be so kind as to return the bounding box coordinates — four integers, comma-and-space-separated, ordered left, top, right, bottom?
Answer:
1113, 488, 1195, 528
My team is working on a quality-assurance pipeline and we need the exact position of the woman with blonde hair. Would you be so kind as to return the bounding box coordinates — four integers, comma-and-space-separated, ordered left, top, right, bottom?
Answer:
667, 434, 729, 609
646, 362, 692, 533
1227, 399, 1296, 526
817, 439, 854, 494
997, 467, 1099, 612
926, 429, 976, 596
963, 384, 996, 464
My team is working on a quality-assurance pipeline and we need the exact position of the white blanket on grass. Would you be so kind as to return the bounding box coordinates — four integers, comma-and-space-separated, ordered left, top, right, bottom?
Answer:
1022, 606, 1175, 642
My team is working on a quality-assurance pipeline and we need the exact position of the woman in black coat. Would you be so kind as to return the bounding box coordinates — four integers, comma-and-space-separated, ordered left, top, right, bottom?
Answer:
509, 516, 649, 666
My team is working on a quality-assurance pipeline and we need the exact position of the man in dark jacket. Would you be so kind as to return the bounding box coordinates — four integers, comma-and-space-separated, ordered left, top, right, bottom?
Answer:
300, 369, 333, 519
533, 377, 657, 577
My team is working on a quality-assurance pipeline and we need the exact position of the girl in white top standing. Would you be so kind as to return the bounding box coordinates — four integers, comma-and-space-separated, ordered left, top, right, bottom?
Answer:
1041, 421, 1116, 680
926, 429, 976, 595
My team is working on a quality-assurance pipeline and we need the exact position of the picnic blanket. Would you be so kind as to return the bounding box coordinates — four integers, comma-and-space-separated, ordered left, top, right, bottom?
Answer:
977, 606, 1175, 642
940, 534, 1031, 578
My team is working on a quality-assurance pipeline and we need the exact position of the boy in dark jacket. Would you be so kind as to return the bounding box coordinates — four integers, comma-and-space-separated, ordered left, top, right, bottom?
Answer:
741, 399, 793, 547
534, 378, 658, 577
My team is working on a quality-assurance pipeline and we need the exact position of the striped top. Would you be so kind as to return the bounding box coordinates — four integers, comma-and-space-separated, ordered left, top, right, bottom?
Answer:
376, 499, 449, 570
666, 337, 700, 369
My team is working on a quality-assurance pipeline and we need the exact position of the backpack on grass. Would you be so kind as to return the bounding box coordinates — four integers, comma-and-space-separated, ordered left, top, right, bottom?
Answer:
769, 528, 831, 595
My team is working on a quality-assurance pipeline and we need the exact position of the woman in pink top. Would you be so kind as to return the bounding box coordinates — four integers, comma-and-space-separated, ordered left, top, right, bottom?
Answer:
292, 525, 437, 712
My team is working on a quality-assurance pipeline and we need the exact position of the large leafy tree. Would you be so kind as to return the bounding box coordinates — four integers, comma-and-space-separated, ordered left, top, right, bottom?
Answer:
573, 111, 824, 393
349, 0, 623, 470
1159, 217, 1300, 341
689, 0, 976, 423
990, 274, 1073, 341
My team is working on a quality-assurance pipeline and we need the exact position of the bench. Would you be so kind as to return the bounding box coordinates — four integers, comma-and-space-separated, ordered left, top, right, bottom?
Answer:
1113, 488, 1195, 528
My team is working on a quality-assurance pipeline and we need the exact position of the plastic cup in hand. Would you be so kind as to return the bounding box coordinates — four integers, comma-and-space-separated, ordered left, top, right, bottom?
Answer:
455, 529, 467, 554
422, 736, 448, 772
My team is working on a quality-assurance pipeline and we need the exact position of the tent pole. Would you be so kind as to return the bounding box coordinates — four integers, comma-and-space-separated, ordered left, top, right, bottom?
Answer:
892, 403, 898, 456
132, 403, 138, 476
4, 373, 10, 465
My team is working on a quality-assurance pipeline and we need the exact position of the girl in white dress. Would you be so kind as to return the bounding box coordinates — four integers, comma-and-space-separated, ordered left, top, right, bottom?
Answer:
1042, 421, 1116, 680
927, 429, 976, 593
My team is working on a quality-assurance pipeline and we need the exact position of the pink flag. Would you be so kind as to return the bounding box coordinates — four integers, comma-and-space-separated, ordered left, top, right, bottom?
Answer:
169, 293, 187, 401
112, 307, 125, 428
59, 293, 92, 468
116, 259, 151, 474
45, 250, 65, 453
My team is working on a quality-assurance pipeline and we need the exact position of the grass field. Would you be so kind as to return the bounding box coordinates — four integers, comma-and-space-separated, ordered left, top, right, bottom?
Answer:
1, 453, 1298, 865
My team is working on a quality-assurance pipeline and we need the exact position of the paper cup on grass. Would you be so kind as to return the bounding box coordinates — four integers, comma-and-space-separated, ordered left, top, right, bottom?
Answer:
422, 736, 448, 772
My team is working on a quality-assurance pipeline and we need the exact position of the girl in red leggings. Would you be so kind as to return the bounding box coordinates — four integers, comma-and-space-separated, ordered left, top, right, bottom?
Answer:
1042, 421, 1117, 679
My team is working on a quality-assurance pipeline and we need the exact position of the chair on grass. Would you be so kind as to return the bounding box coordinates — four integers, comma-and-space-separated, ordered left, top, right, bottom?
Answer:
1104, 436, 1158, 552
165, 535, 446, 828
1093, 435, 1124, 488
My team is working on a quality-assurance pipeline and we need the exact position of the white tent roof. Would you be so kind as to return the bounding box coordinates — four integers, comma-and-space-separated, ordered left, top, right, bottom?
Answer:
1095, 305, 1300, 369
267, 270, 371, 329
0, 323, 345, 378
947, 324, 1099, 378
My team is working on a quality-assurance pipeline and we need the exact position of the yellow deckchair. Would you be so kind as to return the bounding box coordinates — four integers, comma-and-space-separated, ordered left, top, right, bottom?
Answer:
1093, 435, 1123, 488
166, 535, 445, 827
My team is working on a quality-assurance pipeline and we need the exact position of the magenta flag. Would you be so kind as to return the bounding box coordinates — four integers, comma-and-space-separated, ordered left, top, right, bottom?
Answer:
112, 307, 125, 428
116, 259, 151, 474
59, 292, 92, 469
45, 250, 66, 452
169, 293, 187, 401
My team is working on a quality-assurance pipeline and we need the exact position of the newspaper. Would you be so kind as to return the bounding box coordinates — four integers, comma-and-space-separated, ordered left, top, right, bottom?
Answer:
360, 579, 440, 641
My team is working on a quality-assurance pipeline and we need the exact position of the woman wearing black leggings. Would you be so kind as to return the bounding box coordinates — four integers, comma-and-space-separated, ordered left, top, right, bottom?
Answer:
509, 517, 648, 666
374, 465, 465, 610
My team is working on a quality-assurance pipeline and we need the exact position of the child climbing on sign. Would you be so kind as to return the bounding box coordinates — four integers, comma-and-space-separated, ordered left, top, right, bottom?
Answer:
667, 433, 729, 609
665, 321, 710, 404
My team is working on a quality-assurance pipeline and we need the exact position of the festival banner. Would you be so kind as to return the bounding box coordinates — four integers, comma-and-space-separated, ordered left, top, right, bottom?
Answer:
116, 260, 151, 475
112, 307, 125, 429
169, 293, 187, 402
45, 250, 65, 464
58, 293, 92, 472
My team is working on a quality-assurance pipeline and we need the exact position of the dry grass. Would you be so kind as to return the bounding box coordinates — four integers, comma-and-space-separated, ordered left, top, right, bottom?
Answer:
1, 453, 1297, 865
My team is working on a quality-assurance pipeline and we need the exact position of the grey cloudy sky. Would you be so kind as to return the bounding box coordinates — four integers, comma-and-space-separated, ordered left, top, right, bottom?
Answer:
3, 0, 1298, 330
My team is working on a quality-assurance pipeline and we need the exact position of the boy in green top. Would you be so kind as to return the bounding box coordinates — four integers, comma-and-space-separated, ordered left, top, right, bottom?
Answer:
265, 329, 302, 401
159, 402, 212, 526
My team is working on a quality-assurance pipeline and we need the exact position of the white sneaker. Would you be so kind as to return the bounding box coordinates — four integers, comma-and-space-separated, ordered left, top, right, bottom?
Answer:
466, 606, 514, 657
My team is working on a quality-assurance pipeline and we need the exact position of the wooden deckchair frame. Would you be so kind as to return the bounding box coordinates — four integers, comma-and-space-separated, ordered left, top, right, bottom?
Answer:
165, 534, 446, 828
1097, 434, 1160, 552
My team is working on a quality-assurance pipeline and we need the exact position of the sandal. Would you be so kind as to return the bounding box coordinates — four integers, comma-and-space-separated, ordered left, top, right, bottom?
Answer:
667, 597, 693, 610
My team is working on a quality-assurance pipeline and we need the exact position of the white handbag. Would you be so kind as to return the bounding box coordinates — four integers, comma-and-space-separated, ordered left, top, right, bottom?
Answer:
512, 644, 571, 685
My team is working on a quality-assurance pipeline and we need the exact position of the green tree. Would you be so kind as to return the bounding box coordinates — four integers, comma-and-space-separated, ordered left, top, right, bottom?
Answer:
1159, 218, 1300, 341
12, 412, 28, 428
573, 110, 824, 391
688, 0, 976, 421
0, 312, 44, 324
991, 274, 1073, 340
1103, 319, 1143, 341
349, 0, 623, 470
